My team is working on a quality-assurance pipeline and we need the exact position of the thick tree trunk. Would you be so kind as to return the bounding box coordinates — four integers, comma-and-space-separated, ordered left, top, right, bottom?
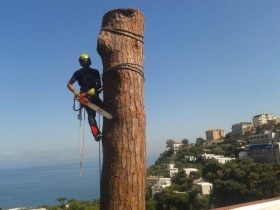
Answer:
97, 8, 146, 210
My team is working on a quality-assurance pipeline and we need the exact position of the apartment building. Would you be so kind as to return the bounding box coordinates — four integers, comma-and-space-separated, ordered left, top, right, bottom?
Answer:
252, 114, 278, 128
205, 129, 225, 141
249, 143, 280, 163
267, 119, 280, 130
249, 132, 276, 145
231, 122, 252, 139
248, 132, 280, 163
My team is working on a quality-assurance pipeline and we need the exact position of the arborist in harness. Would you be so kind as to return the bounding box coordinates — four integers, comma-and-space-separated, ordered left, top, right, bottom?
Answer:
67, 53, 103, 141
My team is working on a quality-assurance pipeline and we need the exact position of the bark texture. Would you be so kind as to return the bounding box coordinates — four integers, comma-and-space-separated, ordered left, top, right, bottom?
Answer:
97, 8, 146, 210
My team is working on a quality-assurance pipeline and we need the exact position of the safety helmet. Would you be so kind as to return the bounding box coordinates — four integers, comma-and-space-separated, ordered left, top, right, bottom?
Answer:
79, 53, 92, 66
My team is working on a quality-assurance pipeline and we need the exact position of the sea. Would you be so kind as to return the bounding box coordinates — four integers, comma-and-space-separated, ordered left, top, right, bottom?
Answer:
0, 154, 159, 209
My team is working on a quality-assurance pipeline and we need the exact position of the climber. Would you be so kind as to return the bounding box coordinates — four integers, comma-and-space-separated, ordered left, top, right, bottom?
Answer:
67, 53, 103, 141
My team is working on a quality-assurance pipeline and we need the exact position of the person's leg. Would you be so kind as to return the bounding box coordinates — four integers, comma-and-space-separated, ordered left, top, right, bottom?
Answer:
85, 107, 102, 141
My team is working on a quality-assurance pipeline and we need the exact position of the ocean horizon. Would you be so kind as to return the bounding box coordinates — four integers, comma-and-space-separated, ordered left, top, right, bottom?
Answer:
0, 154, 159, 209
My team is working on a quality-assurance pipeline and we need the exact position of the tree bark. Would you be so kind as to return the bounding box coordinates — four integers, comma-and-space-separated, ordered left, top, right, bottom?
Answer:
97, 8, 146, 210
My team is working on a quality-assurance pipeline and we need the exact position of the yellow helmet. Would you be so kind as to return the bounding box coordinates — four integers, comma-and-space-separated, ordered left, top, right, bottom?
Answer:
79, 53, 92, 66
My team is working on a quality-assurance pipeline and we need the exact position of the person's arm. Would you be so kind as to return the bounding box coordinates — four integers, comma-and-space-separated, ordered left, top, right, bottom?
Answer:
67, 77, 79, 97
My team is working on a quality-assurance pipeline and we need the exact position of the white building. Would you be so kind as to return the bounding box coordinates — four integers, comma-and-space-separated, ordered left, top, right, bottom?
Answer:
146, 176, 163, 187
172, 142, 182, 151
183, 168, 197, 176
167, 164, 175, 170
201, 153, 223, 160
195, 182, 213, 195
239, 151, 249, 160
151, 178, 171, 196
156, 178, 171, 190
201, 153, 234, 164
253, 114, 278, 128
214, 157, 235, 164
185, 155, 196, 162
167, 164, 178, 177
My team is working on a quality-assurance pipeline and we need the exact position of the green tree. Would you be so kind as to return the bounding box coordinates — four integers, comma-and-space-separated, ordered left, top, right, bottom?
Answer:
195, 138, 205, 147
224, 132, 232, 141
255, 126, 263, 134
194, 195, 210, 210
166, 139, 175, 149
182, 139, 189, 145
57, 197, 67, 205
146, 198, 157, 210
68, 200, 81, 210
92, 198, 100, 206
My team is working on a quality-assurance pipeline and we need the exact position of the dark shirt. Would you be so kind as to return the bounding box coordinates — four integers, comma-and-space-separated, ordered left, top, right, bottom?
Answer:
71, 68, 101, 92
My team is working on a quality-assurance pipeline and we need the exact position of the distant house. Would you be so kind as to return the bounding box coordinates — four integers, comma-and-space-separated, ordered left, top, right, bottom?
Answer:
151, 178, 171, 196
239, 150, 249, 160
214, 157, 235, 164
195, 182, 213, 195
232, 122, 252, 139
201, 153, 235, 164
205, 129, 225, 141
146, 176, 163, 187
183, 168, 197, 176
172, 142, 182, 151
185, 155, 196, 162
201, 153, 223, 160
167, 164, 178, 177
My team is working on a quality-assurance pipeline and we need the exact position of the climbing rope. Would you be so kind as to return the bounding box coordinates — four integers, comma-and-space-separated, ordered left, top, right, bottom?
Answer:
102, 63, 144, 80
101, 27, 144, 43
79, 108, 86, 178
98, 113, 102, 180
76, 103, 103, 180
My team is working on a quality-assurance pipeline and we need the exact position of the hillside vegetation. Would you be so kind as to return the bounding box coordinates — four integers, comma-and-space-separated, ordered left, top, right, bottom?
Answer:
146, 140, 280, 210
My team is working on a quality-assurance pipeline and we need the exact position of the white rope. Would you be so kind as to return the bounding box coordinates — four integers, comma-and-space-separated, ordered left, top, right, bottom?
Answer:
98, 113, 102, 180
79, 108, 86, 178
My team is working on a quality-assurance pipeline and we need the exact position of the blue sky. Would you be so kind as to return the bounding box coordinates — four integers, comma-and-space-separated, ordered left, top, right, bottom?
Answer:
1, 1, 280, 165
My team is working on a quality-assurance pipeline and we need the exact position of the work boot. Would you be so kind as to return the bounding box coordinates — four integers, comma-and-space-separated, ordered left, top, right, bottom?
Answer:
94, 132, 103, 142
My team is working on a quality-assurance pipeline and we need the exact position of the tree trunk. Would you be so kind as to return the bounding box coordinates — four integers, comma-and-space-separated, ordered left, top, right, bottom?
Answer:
97, 8, 146, 210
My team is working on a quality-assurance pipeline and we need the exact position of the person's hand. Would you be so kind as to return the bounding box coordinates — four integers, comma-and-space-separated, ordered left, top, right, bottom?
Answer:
87, 88, 95, 96
73, 90, 80, 98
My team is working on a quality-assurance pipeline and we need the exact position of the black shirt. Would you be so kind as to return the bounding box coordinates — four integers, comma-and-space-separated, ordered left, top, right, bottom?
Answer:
71, 68, 101, 92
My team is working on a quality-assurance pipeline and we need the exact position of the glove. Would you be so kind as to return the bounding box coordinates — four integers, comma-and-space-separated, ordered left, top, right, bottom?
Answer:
87, 88, 95, 96
73, 90, 80, 97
